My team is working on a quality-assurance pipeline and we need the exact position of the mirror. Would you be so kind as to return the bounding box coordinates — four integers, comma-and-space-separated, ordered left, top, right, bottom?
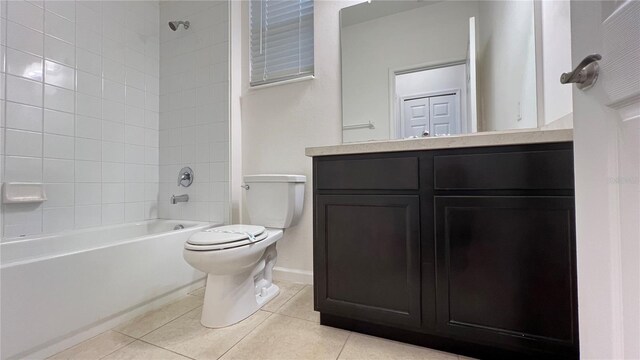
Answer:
341, 0, 574, 143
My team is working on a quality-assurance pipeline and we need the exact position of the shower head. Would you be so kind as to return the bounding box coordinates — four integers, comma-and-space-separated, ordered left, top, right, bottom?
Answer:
168, 20, 190, 31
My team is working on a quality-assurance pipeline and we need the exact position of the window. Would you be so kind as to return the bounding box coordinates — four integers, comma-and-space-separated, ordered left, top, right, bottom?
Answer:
249, 0, 314, 87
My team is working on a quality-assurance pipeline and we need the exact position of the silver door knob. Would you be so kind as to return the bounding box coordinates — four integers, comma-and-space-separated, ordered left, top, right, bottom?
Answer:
560, 54, 602, 90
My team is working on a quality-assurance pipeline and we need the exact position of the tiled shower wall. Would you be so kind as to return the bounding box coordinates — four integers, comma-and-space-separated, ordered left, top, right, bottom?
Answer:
0, 1, 161, 238
158, 1, 229, 223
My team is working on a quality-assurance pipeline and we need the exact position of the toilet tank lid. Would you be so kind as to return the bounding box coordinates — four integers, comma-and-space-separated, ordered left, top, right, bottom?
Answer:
244, 174, 306, 183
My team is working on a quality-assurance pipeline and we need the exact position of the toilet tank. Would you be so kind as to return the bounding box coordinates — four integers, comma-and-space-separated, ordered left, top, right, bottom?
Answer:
243, 174, 306, 229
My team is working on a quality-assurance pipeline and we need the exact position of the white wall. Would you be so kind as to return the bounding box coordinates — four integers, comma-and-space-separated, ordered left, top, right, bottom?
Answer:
341, 1, 478, 143
395, 64, 468, 134
477, 0, 538, 131
0, 0, 160, 239
157, 1, 229, 224
541, 0, 573, 126
235, 1, 355, 281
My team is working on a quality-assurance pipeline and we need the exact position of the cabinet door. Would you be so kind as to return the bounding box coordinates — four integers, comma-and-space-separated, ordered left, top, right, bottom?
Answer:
315, 195, 421, 328
435, 196, 577, 352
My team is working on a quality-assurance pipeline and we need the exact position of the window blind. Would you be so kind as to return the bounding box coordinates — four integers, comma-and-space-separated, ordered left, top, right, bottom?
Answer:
250, 0, 314, 87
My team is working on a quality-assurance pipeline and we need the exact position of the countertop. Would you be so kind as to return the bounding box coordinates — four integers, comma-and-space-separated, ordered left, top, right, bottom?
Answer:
305, 128, 573, 157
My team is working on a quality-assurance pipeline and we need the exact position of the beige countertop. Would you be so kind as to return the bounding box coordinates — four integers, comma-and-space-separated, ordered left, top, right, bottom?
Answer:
305, 128, 573, 157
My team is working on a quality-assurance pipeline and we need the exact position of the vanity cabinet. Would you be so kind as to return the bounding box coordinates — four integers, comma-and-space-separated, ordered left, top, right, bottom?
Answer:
313, 142, 578, 359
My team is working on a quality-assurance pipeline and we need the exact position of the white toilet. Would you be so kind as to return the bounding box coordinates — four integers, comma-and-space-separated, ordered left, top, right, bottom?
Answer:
183, 174, 306, 328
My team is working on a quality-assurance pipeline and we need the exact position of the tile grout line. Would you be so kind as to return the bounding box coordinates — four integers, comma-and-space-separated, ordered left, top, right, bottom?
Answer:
136, 338, 197, 360
215, 311, 275, 360
95, 332, 137, 360
270, 284, 307, 314
113, 297, 203, 340
335, 332, 352, 360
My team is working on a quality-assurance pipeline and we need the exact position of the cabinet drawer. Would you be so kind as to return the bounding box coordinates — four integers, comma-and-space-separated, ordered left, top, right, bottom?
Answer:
315, 157, 419, 190
434, 149, 574, 190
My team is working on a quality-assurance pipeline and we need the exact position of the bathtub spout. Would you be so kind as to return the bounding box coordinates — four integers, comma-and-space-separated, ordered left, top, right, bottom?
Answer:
171, 194, 189, 204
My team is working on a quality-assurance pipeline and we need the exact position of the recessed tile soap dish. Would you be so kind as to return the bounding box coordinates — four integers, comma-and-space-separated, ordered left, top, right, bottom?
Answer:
2, 183, 47, 204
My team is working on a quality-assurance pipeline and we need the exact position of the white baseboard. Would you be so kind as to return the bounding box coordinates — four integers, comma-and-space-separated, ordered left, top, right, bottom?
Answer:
19, 279, 205, 360
273, 266, 313, 284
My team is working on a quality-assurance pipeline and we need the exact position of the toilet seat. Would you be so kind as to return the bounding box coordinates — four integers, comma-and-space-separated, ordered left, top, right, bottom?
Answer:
185, 224, 268, 251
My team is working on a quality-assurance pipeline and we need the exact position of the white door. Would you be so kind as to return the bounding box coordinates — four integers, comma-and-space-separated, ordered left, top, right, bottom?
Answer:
403, 97, 430, 138
430, 94, 458, 136
570, 1, 639, 359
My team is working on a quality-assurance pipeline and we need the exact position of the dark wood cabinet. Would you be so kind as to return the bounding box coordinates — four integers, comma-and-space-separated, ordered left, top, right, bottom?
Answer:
313, 142, 578, 359
314, 194, 421, 328
435, 196, 577, 353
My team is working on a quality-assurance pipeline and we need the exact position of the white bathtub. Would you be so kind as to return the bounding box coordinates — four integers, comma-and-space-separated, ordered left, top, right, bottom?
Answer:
0, 220, 215, 360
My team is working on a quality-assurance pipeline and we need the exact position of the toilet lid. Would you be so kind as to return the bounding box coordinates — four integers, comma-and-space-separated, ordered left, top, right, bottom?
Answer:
186, 225, 267, 250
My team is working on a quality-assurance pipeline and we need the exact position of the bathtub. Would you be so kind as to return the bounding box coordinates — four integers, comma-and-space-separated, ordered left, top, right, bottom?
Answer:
0, 220, 215, 360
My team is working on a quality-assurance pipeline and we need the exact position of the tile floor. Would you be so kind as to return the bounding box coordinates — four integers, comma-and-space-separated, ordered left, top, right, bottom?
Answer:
50, 281, 467, 360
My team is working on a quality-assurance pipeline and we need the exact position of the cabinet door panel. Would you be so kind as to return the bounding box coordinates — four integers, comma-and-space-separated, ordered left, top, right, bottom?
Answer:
435, 196, 577, 349
315, 195, 421, 328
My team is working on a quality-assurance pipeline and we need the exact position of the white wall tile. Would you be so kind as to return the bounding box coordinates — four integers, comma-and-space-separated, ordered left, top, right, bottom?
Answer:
125, 183, 145, 203
44, 35, 75, 67
124, 125, 145, 145
45, 11, 75, 44
102, 162, 124, 183
44, 158, 74, 182
75, 138, 101, 161
125, 163, 145, 183
44, 84, 74, 112
6, 101, 42, 131
102, 141, 124, 162
44, 183, 74, 208
102, 203, 124, 224
43, 207, 74, 233
75, 160, 101, 182
6, 47, 43, 81
102, 100, 125, 123
76, 27, 101, 55
76, 48, 101, 75
102, 183, 125, 204
102, 120, 124, 143
7, 20, 43, 56
103, 79, 125, 103
75, 205, 101, 228
5, 129, 42, 157
8, 0, 43, 32
44, 60, 74, 90
124, 143, 145, 164
3, 1, 164, 236
75, 115, 101, 140
44, 109, 74, 136
76, 71, 101, 97
75, 183, 101, 205
45, 1, 75, 22
124, 202, 144, 222
4, 155, 42, 182
76, 93, 101, 118
44, 133, 74, 159
6, 74, 42, 106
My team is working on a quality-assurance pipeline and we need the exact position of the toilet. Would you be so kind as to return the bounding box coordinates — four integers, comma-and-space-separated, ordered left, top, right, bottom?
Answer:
183, 174, 306, 328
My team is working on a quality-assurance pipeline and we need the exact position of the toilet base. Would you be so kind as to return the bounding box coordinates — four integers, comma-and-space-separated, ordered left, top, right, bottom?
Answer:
199, 243, 281, 328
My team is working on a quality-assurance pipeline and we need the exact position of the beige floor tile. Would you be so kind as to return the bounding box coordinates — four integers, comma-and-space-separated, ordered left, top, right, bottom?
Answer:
142, 307, 271, 360
48, 331, 134, 360
277, 285, 320, 323
220, 313, 350, 360
338, 333, 459, 360
262, 281, 306, 312
114, 295, 203, 338
189, 287, 205, 298
102, 341, 190, 360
